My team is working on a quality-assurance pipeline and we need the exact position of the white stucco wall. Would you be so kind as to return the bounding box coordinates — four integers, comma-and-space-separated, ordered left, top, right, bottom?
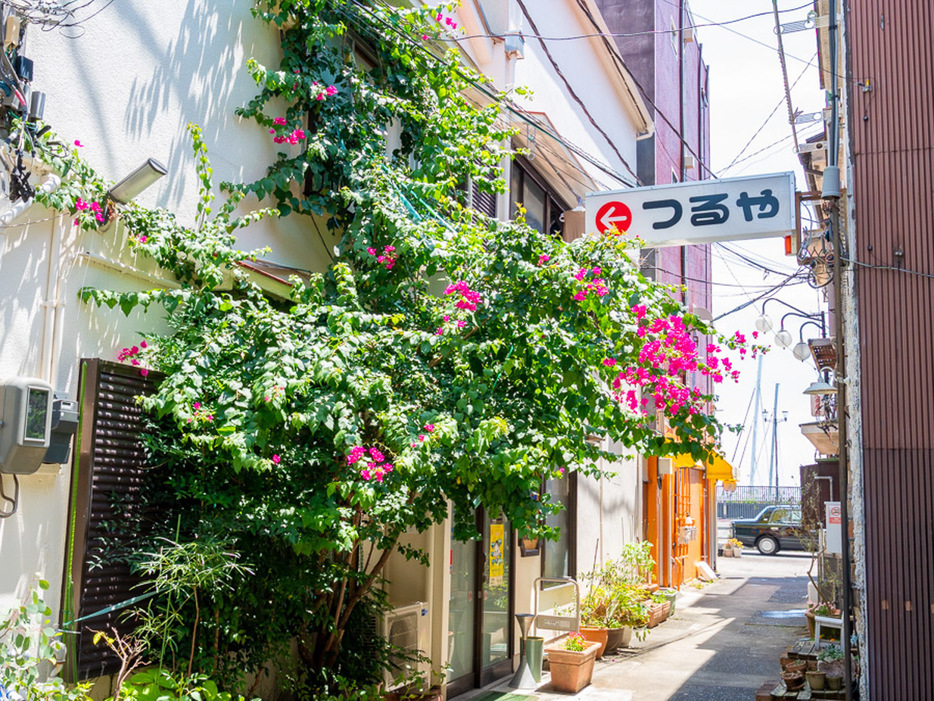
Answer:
0, 0, 334, 617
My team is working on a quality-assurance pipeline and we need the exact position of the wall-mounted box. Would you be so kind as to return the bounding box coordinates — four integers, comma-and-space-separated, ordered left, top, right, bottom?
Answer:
0, 377, 53, 474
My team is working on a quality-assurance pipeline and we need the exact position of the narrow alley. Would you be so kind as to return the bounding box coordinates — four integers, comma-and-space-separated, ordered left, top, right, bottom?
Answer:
466, 552, 811, 701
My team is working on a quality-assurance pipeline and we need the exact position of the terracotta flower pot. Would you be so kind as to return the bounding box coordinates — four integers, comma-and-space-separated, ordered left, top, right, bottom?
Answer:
781, 671, 805, 691
645, 600, 671, 628
784, 659, 808, 675
546, 641, 601, 693
579, 626, 608, 658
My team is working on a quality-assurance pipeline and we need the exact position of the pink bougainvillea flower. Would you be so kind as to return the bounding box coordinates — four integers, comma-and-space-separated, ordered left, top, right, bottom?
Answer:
418, 434, 426, 442
436, 327, 444, 336
193, 402, 201, 410
316, 93, 325, 101
603, 358, 617, 367
138, 235, 147, 244
538, 254, 550, 265
456, 320, 466, 328
422, 34, 429, 40
140, 341, 147, 348
424, 424, 435, 432
271, 454, 281, 465
326, 85, 338, 96
273, 117, 287, 126
140, 368, 148, 377
74, 140, 83, 147
75, 198, 88, 210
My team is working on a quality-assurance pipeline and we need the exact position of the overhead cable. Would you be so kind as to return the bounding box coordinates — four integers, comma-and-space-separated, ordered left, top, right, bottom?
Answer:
515, 0, 641, 186
569, 0, 715, 179
718, 51, 818, 176
356, 0, 637, 189
441, 2, 815, 43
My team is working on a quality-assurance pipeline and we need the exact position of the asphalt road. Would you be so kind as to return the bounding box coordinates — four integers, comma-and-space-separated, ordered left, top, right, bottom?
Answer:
475, 550, 812, 700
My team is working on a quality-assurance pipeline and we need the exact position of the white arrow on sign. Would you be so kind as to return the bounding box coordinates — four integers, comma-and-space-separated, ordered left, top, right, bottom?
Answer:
595, 200, 632, 234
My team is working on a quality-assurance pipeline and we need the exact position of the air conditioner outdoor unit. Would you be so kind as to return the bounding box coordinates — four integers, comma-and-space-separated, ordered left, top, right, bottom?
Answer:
380, 602, 431, 691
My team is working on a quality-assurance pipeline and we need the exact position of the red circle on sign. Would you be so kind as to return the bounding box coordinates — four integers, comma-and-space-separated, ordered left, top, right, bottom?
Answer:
595, 201, 632, 234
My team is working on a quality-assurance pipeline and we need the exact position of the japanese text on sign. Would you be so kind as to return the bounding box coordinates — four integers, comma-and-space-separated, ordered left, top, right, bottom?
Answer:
585, 172, 797, 248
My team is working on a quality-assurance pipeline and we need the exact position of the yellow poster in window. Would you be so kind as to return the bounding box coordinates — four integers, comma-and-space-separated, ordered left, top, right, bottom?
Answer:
489, 522, 505, 586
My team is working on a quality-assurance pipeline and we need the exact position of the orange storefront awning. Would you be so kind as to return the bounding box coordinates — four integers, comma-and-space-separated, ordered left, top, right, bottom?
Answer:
669, 451, 736, 482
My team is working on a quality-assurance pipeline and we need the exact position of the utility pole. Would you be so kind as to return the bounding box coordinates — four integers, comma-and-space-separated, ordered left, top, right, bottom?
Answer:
749, 353, 764, 483
764, 384, 788, 502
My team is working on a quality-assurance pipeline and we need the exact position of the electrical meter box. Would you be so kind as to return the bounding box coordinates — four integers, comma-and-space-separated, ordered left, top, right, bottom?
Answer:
0, 377, 54, 474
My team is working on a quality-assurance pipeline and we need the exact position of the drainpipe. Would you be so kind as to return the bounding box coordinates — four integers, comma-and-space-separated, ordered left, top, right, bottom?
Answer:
823, 0, 853, 698
0, 173, 63, 382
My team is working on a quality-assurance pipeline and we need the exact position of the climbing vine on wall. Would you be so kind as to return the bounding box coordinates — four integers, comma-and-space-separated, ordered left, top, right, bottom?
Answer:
20, 0, 761, 694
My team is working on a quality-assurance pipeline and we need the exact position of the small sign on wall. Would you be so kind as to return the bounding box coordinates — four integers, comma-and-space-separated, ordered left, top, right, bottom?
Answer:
825, 501, 842, 554
489, 522, 505, 586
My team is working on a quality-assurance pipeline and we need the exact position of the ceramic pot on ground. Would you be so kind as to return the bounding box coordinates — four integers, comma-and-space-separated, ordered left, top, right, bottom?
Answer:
578, 626, 608, 658
605, 626, 633, 652
806, 670, 826, 690
604, 627, 623, 654
826, 674, 843, 691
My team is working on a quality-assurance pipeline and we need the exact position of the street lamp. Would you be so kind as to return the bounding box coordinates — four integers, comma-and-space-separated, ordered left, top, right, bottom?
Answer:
756, 299, 825, 350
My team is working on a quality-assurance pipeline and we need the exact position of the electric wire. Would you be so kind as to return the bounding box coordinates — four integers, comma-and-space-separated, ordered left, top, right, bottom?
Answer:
357, 0, 637, 189
714, 245, 795, 279
771, 0, 801, 158
719, 240, 800, 275
570, 0, 715, 179
718, 51, 818, 176
515, 0, 641, 186
712, 270, 803, 321
440, 2, 815, 43
845, 258, 934, 281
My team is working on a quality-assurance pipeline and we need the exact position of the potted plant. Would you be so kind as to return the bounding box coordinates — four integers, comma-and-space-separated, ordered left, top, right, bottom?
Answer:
806, 601, 840, 639
545, 633, 601, 693
723, 538, 744, 558
781, 670, 805, 691
817, 643, 845, 691
578, 586, 610, 657
645, 591, 672, 628
806, 668, 826, 691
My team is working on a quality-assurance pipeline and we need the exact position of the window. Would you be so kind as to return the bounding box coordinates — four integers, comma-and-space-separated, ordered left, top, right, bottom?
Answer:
541, 473, 576, 583
509, 159, 565, 237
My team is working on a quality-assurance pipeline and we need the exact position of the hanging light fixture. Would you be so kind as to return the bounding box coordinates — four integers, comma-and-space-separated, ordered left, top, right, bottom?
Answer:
774, 328, 793, 349
755, 314, 773, 333
792, 341, 811, 361
803, 376, 837, 396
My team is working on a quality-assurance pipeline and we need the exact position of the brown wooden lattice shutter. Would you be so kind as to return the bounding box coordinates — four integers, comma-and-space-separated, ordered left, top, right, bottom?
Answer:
471, 178, 497, 218
61, 359, 157, 680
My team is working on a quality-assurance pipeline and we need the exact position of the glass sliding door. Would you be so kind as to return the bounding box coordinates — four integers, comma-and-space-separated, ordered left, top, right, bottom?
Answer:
447, 532, 476, 692
447, 512, 515, 696
480, 514, 513, 685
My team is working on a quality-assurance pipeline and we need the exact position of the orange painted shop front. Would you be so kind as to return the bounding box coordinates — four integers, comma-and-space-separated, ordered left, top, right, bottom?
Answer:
643, 456, 711, 588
